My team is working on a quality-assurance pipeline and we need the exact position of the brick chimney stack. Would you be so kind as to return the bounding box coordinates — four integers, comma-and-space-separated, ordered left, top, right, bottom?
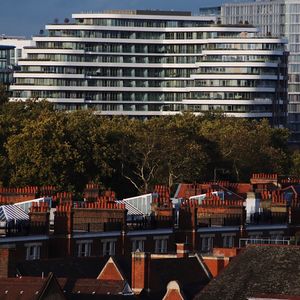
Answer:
54, 203, 73, 235
29, 202, 50, 234
0, 247, 16, 278
131, 251, 150, 294
176, 243, 189, 258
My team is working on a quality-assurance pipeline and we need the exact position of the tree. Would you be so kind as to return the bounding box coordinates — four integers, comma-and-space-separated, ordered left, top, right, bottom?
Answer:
0, 84, 9, 106
156, 113, 213, 187
118, 118, 164, 194
63, 110, 112, 191
200, 117, 290, 181
291, 151, 300, 178
6, 112, 80, 190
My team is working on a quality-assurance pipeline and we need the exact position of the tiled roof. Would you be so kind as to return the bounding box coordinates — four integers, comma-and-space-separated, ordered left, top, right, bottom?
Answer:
60, 278, 127, 295
0, 273, 65, 300
195, 245, 300, 300
0, 277, 47, 300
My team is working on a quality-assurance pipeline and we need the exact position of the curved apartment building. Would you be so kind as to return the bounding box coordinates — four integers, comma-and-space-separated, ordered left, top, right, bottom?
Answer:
10, 10, 288, 125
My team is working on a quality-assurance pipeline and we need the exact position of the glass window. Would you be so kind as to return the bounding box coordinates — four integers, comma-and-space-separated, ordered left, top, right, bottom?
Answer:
132, 239, 145, 252
222, 235, 235, 248
102, 240, 116, 256
77, 241, 92, 257
154, 238, 168, 253
201, 236, 214, 252
26, 244, 41, 260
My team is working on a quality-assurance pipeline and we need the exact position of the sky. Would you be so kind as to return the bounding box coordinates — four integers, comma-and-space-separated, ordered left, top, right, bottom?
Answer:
0, 0, 229, 38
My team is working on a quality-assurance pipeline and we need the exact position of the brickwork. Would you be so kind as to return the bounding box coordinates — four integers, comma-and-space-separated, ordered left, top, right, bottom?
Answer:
54, 203, 73, 235
251, 173, 278, 184
131, 251, 150, 294
83, 183, 101, 201
202, 256, 230, 278
29, 202, 50, 234
176, 243, 188, 258
0, 247, 16, 278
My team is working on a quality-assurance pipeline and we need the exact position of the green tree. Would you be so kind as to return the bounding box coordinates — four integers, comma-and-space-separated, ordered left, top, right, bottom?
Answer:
156, 113, 213, 187
6, 112, 79, 190
0, 84, 9, 106
200, 117, 290, 181
290, 151, 300, 178
118, 118, 164, 194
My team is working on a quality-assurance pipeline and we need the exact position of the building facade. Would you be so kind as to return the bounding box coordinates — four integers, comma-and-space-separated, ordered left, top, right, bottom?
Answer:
0, 45, 15, 89
221, 0, 300, 140
0, 35, 34, 66
10, 10, 288, 125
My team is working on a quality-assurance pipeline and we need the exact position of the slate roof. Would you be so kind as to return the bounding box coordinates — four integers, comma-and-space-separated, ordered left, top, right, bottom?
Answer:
17, 254, 209, 300
18, 256, 133, 283
195, 245, 300, 300
58, 278, 137, 299
17, 257, 109, 279
0, 273, 65, 300
146, 256, 210, 299
0, 277, 47, 300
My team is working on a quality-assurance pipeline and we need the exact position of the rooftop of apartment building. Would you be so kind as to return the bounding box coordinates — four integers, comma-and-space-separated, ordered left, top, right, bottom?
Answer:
0, 34, 27, 40
101, 9, 193, 16
1, 174, 300, 237
2, 244, 300, 299
2, 246, 210, 299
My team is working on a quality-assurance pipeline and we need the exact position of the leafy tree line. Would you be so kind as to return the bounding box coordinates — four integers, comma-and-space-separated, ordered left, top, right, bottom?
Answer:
0, 95, 297, 197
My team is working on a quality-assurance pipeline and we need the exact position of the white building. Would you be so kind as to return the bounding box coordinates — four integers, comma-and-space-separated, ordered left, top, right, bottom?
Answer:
221, 0, 300, 140
10, 10, 288, 125
0, 35, 34, 65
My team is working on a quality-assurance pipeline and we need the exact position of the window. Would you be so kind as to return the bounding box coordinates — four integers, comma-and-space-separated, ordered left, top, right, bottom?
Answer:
102, 239, 116, 256
76, 240, 92, 257
132, 239, 145, 252
25, 243, 41, 260
222, 234, 235, 248
154, 237, 168, 253
248, 232, 263, 243
17, 49, 22, 58
200, 235, 214, 252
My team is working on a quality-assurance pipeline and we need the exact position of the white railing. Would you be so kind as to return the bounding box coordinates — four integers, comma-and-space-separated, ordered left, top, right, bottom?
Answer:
239, 238, 290, 248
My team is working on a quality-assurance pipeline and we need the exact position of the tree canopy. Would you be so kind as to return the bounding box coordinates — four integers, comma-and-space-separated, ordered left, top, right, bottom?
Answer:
0, 98, 294, 197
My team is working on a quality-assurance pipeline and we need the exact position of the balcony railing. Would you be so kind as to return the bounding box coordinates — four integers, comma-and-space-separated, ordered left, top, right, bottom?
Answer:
239, 238, 290, 248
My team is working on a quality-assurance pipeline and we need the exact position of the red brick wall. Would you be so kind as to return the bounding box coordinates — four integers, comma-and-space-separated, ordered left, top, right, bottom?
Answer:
0, 248, 16, 278
202, 256, 230, 278
131, 252, 150, 293
213, 247, 241, 257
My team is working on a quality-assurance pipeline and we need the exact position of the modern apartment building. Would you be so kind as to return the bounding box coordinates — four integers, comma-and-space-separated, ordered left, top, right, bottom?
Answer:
10, 10, 288, 125
0, 35, 35, 65
0, 45, 15, 89
221, 0, 300, 140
